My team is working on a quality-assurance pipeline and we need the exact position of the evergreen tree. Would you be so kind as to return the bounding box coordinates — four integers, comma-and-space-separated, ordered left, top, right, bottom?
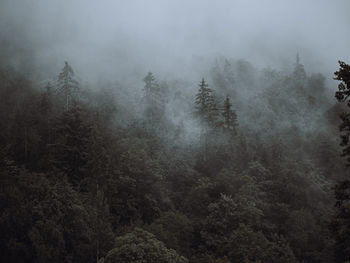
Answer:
144, 72, 158, 99
52, 104, 93, 188
195, 78, 218, 128
142, 72, 165, 123
292, 53, 306, 91
334, 61, 350, 163
331, 181, 350, 263
103, 228, 188, 263
332, 60, 350, 262
293, 53, 306, 80
222, 95, 238, 135
56, 61, 79, 111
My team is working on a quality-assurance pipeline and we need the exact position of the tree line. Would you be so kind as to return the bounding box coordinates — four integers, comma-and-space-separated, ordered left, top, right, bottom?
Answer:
0, 57, 349, 262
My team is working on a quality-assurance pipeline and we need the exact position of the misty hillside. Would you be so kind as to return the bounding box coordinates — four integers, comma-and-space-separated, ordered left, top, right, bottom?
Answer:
1, 1, 350, 263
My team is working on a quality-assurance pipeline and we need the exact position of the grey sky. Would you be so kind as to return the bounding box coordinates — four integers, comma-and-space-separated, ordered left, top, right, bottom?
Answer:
0, 0, 349, 80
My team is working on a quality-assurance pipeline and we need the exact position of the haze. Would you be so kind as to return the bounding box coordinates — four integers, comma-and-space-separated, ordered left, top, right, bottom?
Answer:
1, 0, 349, 82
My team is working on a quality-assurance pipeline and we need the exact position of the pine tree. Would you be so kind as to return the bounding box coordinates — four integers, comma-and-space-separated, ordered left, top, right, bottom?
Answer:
195, 78, 218, 128
142, 72, 165, 123
144, 72, 158, 99
222, 95, 238, 135
335, 61, 350, 163
57, 61, 79, 110
52, 104, 93, 188
292, 53, 306, 90
331, 60, 350, 262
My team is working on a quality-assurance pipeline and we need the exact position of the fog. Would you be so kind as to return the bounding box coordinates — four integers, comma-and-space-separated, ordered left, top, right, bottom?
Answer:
1, 0, 350, 83
3, 2, 350, 262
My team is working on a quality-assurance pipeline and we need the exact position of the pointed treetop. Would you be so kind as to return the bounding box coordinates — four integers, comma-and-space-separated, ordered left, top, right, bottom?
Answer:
199, 78, 208, 88
296, 53, 300, 65
143, 72, 155, 83
57, 61, 79, 110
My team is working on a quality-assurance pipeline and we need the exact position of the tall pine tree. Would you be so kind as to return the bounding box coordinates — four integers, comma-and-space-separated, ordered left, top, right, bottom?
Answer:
56, 61, 79, 111
143, 72, 165, 124
222, 95, 238, 135
195, 78, 218, 128
331, 60, 350, 262
52, 104, 93, 188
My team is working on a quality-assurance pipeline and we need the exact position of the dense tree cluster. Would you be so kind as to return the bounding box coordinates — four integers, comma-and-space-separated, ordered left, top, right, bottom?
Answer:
331, 61, 350, 263
0, 57, 347, 262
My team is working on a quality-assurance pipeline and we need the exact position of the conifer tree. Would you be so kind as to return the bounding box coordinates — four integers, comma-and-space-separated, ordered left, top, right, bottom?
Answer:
332, 60, 350, 262
144, 72, 158, 99
335, 61, 350, 162
52, 103, 93, 188
222, 95, 238, 135
142, 72, 165, 123
195, 78, 218, 128
292, 53, 306, 89
57, 61, 79, 110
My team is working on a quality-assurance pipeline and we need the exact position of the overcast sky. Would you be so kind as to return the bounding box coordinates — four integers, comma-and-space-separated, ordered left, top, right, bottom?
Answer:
0, 0, 349, 81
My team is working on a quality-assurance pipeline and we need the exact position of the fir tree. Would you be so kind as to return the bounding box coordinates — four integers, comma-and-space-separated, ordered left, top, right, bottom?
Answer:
144, 72, 159, 99
57, 61, 79, 111
195, 78, 218, 128
222, 95, 238, 135
52, 104, 93, 188
331, 60, 350, 262
142, 72, 165, 124
292, 53, 306, 89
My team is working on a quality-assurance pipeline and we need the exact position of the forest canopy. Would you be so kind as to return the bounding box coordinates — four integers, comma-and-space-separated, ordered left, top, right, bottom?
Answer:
0, 55, 348, 262
1, 1, 350, 262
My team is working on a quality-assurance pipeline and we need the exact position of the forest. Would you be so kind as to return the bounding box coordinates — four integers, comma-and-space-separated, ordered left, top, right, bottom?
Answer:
1, 1, 350, 262
1, 55, 350, 262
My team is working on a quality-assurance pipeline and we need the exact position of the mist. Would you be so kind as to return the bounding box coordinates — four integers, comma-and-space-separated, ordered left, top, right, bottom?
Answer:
1, 0, 350, 82
1, 1, 350, 263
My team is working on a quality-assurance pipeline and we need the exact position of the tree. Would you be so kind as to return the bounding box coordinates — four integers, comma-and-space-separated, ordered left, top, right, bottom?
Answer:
331, 60, 350, 262
142, 72, 165, 123
56, 61, 79, 111
222, 95, 238, 135
334, 61, 350, 164
293, 53, 306, 83
103, 228, 188, 263
146, 211, 194, 257
52, 104, 93, 188
331, 181, 350, 263
39, 82, 53, 116
144, 72, 158, 99
0, 171, 97, 263
195, 78, 218, 128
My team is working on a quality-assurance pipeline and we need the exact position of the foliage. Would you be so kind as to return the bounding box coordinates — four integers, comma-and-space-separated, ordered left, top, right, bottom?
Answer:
332, 60, 350, 263
103, 228, 188, 263
0, 55, 341, 263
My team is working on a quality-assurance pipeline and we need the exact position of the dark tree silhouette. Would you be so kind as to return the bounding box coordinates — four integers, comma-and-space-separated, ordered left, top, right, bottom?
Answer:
222, 95, 238, 135
195, 78, 218, 127
142, 72, 165, 123
331, 60, 350, 262
57, 61, 79, 110
335, 61, 350, 163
